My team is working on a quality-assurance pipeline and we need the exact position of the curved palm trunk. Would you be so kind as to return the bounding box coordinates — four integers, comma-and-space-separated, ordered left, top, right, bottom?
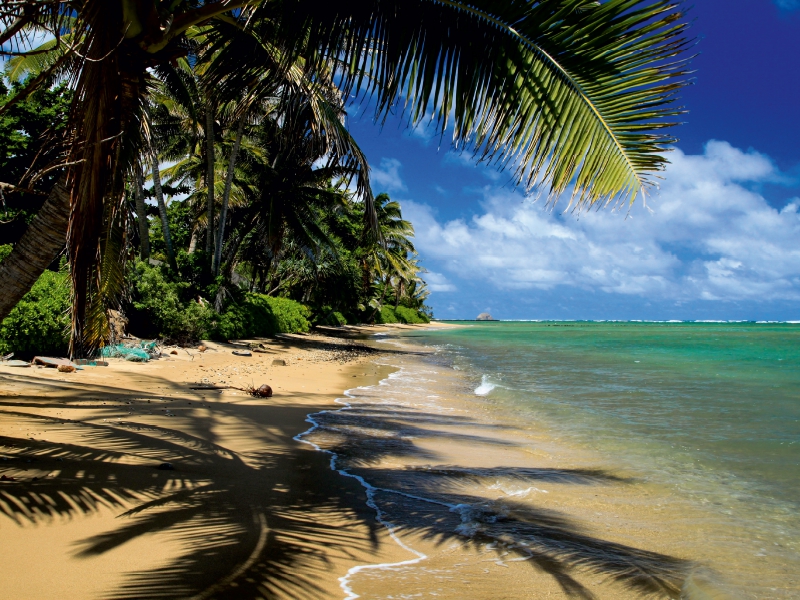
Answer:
213, 117, 245, 276
0, 177, 70, 322
205, 104, 216, 259
149, 149, 177, 271
134, 163, 150, 260
368, 274, 391, 323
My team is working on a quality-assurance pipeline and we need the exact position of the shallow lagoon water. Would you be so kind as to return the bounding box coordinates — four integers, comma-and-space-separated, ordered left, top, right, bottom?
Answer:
305, 322, 800, 598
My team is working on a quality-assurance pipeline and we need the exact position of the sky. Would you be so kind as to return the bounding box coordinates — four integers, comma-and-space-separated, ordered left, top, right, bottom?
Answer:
346, 0, 800, 321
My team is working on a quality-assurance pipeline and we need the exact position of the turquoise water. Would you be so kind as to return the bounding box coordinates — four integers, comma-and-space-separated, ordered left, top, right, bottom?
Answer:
404, 320, 800, 584
418, 322, 800, 509
308, 322, 800, 596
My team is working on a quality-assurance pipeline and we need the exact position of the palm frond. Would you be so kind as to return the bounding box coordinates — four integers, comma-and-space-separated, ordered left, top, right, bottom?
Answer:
268, 0, 692, 207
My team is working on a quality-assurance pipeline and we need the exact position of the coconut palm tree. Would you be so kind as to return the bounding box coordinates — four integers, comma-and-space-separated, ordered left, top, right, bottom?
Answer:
0, 0, 692, 354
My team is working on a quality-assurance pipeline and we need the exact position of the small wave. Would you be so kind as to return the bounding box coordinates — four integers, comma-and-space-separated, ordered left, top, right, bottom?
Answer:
474, 375, 496, 396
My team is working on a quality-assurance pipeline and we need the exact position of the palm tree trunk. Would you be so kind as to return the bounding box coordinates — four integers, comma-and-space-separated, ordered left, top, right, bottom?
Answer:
134, 163, 150, 260
149, 149, 178, 271
188, 228, 198, 253
368, 275, 390, 322
213, 116, 244, 276
394, 279, 404, 309
204, 104, 216, 258
0, 177, 69, 322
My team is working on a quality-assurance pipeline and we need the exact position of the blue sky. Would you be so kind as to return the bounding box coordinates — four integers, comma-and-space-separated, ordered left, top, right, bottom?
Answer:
347, 0, 800, 321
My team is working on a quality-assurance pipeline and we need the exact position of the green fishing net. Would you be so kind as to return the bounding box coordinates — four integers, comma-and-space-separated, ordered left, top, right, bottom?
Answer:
100, 341, 158, 362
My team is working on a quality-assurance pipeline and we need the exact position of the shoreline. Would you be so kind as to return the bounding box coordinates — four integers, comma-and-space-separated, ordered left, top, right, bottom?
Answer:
4, 320, 793, 598
306, 328, 798, 599
0, 330, 423, 599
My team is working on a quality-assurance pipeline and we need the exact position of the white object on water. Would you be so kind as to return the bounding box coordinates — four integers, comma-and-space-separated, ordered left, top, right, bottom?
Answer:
474, 375, 496, 396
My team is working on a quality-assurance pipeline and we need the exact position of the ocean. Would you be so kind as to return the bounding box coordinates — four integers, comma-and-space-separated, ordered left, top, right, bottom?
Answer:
300, 322, 800, 599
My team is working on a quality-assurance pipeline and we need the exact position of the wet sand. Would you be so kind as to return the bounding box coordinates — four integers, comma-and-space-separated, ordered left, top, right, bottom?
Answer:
302, 336, 798, 600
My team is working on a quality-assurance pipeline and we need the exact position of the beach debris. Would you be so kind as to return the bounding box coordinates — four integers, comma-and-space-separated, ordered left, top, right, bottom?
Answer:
271, 359, 286, 366
157, 462, 175, 470
33, 356, 80, 369
252, 384, 273, 398
198, 345, 208, 352
2, 360, 30, 367
57, 364, 76, 373
1, 352, 13, 361
101, 341, 158, 362
232, 350, 252, 357
0, 475, 16, 482
170, 350, 179, 355
74, 359, 108, 367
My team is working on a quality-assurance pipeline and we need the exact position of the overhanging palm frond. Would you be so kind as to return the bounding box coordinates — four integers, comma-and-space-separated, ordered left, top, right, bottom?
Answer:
269, 0, 692, 208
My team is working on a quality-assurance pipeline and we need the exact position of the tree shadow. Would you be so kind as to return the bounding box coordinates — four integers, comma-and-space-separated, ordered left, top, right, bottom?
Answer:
0, 372, 382, 600
0, 369, 694, 599
304, 401, 694, 599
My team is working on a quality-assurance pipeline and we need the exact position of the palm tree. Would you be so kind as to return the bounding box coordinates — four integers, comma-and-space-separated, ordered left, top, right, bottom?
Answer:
358, 194, 419, 321
0, 0, 692, 354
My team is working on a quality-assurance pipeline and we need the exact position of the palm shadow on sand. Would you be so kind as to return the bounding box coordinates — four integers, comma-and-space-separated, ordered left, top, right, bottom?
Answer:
0, 371, 693, 599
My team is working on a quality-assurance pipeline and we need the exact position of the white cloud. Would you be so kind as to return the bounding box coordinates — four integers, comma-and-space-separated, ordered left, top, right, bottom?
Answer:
406, 140, 800, 303
423, 271, 458, 292
371, 158, 407, 193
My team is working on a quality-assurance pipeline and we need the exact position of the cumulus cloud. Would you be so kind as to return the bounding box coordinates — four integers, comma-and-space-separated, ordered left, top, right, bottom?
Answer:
371, 158, 407, 193
423, 271, 458, 292
405, 141, 800, 304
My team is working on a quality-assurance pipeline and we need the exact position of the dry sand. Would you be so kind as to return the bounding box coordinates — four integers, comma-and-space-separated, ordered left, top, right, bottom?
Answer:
0, 330, 420, 600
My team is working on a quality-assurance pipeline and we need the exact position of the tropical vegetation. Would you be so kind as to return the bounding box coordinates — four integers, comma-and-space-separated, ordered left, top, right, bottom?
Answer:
0, 0, 691, 356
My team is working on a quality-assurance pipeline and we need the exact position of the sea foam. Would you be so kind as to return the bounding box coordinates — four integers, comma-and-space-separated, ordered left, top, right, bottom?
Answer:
474, 375, 496, 396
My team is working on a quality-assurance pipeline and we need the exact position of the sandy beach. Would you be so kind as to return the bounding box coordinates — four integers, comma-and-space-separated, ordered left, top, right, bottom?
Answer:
0, 329, 422, 600
3, 322, 794, 600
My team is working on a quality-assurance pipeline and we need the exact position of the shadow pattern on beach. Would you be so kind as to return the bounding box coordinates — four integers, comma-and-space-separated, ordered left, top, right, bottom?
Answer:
0, 370, 693, 599
0, 372, 381, 600
304, 399, 694, 599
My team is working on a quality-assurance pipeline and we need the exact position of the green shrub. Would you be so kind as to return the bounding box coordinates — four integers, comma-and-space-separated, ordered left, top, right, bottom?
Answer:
328, 311, 348, 326
266, 295, 311, 334
127, 261, 213, 342
394, 306, 429, 324
213, 294, 310, 340
374, 305, 429, 325
0, 244, 12, 262
313, 307, 348, 327
377, 305, 398, 324
0, 269, 70, 356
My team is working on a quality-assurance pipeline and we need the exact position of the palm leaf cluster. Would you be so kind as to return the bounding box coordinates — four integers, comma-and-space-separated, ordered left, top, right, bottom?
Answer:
0, 0, 692, 353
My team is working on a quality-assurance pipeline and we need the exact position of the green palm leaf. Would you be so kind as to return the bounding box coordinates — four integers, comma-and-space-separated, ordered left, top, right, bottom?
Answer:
259, 0, 692, 207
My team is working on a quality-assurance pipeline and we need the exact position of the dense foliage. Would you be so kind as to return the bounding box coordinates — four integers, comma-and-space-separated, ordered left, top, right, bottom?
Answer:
0, 245, 70, 356
0, 73, 432, 355
0, 81, 72, 246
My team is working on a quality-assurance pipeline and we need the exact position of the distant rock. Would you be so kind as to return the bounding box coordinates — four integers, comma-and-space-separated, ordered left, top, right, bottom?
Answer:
476, 313, 495, 321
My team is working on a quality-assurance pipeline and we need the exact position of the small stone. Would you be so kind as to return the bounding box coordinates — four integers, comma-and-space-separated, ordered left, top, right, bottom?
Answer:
271, 359, 286, 366
170, 350, 178, 355
57, 364, 76, 373
157, 462, 174, 470
198, 345, 207, 352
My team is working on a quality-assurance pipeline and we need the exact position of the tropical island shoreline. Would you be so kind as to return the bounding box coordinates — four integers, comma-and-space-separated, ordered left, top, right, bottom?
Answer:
0, 323, 465, 599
